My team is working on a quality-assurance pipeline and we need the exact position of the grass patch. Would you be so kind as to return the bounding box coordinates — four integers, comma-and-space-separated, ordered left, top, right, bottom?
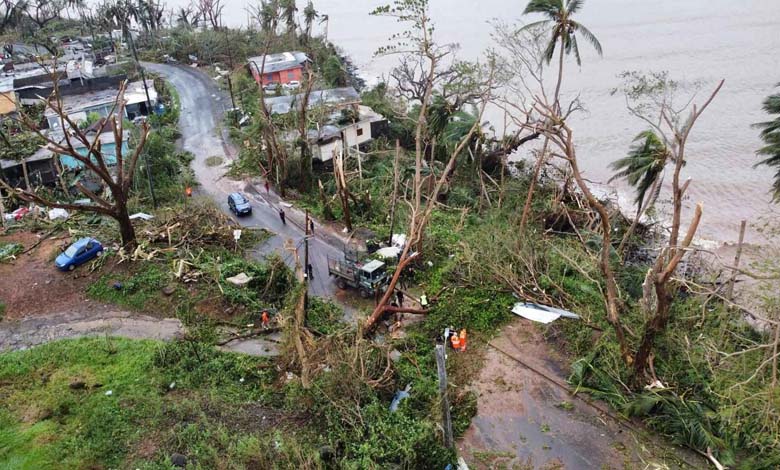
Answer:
205, 156, 224, 167
0, 337, 306, 469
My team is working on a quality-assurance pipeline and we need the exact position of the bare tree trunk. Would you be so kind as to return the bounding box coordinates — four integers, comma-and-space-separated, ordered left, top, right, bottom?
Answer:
519, 137, 549, 230
21, 159, 31, 190
634, 203, 703, 375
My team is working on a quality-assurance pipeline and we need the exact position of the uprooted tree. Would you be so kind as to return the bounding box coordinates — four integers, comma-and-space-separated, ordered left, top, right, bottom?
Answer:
0, 81, 150, 248
363, 0, 495, 333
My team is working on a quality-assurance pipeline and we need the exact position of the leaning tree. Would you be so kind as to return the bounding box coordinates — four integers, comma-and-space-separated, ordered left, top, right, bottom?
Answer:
0, 81, 150, 248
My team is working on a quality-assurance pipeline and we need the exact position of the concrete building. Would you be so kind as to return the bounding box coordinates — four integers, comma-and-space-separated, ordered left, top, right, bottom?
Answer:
247, 51, 308, 86
44, 79, 157, 131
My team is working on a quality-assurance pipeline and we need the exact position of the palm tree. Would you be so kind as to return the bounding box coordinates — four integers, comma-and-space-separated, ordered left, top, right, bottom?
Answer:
318, 13, 328, 43
519, 0, 603, 230
302, 1, 317, 39
609, 130, 672, 255
521, 0, 602, 103
279, 0, 296, 36
755, 85, 780, 202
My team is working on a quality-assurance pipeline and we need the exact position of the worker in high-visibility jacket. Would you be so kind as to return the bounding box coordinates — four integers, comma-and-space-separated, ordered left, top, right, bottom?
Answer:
450, 331, 461, 350
459, 329, 467, 351
420, 293, 429, 308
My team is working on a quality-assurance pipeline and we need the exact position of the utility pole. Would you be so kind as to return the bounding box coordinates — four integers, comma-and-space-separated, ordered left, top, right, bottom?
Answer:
388, 140, 401, 246
434, 344, 454, 449
304, 210, 310, 309
222, 28, 238, 124
126, 29, 158, 209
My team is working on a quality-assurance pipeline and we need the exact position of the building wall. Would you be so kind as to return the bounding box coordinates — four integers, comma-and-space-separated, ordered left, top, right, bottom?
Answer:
315, 139, 342, 162
253, 66, 303, 85
342, 121, 373, 148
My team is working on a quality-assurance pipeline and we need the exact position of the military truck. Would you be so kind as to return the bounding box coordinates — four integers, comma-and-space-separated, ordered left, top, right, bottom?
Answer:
327, 256, 388, 298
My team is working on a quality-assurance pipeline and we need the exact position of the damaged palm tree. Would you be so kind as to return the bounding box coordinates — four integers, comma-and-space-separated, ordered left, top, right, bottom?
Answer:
0, 81, 149, 248
363, 0, 495, 334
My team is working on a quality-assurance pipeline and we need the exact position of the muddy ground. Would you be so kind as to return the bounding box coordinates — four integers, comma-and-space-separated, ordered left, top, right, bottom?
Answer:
0, 231, 107, 319
458, 318, 704, 469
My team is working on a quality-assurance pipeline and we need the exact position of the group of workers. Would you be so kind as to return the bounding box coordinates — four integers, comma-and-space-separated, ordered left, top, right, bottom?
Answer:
446, 328, 468, 351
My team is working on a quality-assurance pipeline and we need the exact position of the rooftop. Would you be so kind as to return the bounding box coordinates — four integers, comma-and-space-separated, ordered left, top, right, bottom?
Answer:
247, 51, 308, 75
264, 87, 361, 115
43, 79, 157, 118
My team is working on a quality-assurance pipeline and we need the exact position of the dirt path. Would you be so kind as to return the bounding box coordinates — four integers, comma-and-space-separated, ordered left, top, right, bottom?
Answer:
458, 319, 703, 469
0, 305, 183, 353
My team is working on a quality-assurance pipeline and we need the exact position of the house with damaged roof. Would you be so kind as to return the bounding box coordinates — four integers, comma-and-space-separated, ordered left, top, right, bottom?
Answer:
264, 87, 389, 163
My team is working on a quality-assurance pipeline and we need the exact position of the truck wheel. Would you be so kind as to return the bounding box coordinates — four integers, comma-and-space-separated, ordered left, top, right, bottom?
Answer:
336, 278, 347, 290
359, 289, 371, 299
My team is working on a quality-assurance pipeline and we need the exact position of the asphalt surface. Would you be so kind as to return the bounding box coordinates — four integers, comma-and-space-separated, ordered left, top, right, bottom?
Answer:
143, 63, 348, 302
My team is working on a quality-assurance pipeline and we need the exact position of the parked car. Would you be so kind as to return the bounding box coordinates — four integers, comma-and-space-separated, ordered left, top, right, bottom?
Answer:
263, 82, 279, 93
55, 237, 104, 271
283, 80, 301, 90
228, 192, 252, 216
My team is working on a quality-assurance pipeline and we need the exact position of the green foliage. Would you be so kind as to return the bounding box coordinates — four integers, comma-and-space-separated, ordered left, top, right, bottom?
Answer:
322, 55, 347, 87
0, 338, 285, 469
87, 263, 174, 311
305, 298, 345, 335
218, 255, 293, 310
755, 84, 780, 201
0, 242, 23, 262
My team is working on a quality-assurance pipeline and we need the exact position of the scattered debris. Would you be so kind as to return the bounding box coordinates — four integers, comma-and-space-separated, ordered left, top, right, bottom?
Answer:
389, 384, 412, 412
129, 212, 154, 221
48, 208, 69, 220
226, 272, 252, 286
644, 380, 666, 390
375, 246, 401, 259
511, 302, 580, 324
104, 390, 113, 396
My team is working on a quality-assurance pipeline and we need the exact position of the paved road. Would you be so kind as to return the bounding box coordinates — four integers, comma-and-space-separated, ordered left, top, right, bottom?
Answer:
143, 63, 348, 303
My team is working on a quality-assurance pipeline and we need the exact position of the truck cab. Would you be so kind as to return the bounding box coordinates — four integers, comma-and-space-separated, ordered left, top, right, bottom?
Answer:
328, 257, 388, 298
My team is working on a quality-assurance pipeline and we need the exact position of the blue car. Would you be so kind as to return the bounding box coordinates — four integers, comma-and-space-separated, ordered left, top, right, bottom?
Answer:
228, 192, 252, 216
55, 237, 104, 271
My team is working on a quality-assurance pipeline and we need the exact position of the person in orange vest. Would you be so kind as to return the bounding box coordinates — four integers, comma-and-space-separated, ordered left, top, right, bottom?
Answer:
450, 331, 461, 351
261, 310, 270, 329
185, 186, 193, 197
459, 329, 467, 351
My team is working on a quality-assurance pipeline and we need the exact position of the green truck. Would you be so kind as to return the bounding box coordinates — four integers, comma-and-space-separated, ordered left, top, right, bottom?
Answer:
327, 256, 388, 298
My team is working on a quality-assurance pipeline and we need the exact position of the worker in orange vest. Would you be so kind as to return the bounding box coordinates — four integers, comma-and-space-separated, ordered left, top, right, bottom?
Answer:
185, 186, 193, 197
459, 329, 467, 351
261, 310, 270, 329
450, 331, 461, 351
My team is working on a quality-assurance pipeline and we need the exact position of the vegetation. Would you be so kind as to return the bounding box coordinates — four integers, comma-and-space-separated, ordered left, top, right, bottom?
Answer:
1, 0, 778, 468
756, 84, 780, 200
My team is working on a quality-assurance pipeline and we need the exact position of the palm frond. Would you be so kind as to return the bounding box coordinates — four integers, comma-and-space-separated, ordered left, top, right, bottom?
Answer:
566, 0, 584, 14
571, 20, 603, 56
523, 0, 564, 17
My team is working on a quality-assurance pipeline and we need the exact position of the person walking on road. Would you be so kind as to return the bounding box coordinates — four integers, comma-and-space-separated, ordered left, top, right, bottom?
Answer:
264, 180, 270, 194
309, 219, 315, 235
307, 263, 314, 280
279, 208, 286, 225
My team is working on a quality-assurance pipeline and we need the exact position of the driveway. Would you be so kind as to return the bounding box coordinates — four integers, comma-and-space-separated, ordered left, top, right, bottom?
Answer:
143, 63, 349, 303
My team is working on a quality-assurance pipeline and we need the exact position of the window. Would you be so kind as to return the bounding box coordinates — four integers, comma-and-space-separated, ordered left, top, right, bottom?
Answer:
265, 73, 273, 81
357, 128, 364, 137
287, 71, 295, 80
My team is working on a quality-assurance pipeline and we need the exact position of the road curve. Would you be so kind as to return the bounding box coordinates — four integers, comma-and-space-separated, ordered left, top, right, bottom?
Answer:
142, 63, 348, 302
